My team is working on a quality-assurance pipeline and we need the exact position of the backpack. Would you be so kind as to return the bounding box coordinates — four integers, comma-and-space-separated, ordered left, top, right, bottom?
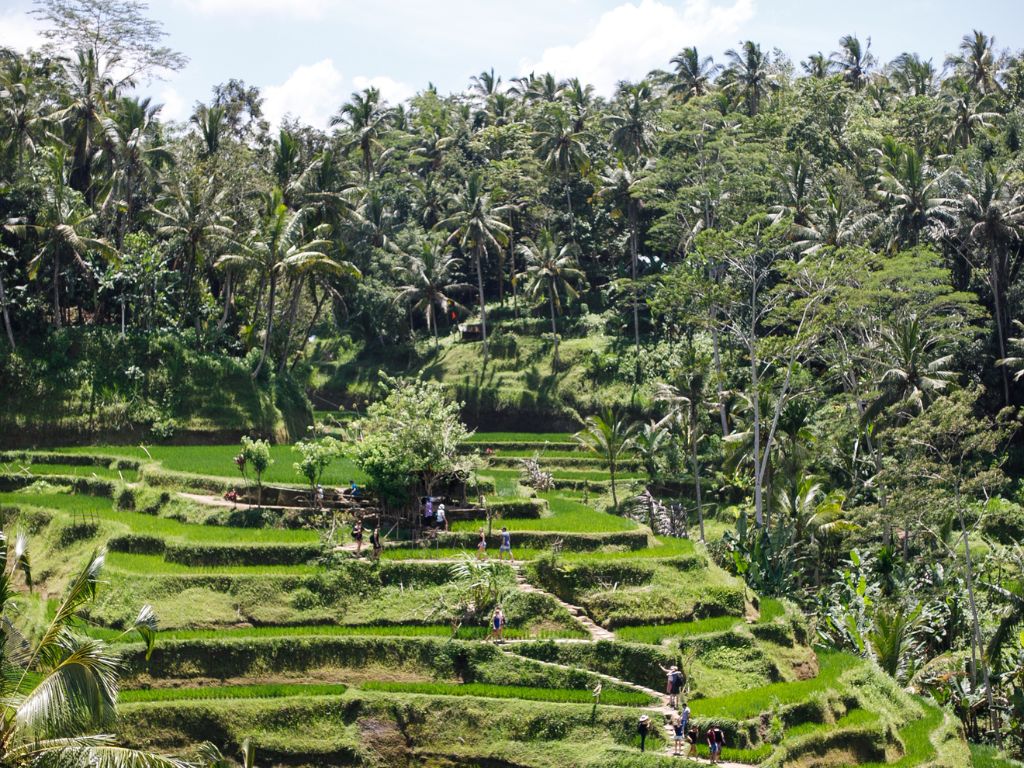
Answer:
671, 670, 683, 687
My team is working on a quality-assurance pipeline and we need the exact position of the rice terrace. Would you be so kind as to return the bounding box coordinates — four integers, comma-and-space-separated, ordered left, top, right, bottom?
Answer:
1, 0, 1024, 766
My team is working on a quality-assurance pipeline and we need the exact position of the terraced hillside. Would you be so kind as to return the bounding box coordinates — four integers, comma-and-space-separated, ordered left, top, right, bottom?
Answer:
0, 432, 978, 767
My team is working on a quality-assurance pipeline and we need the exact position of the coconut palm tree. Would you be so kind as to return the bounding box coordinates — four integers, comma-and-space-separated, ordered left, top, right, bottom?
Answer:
875, 138, 956, 248
830, 34, 876, 90
99, 96, 172, 247
53, 47, 124, 204
330, 87, 391, 180
943, 77, 1002, 150
959, 162, 1024, 405
599, 161, 649, 357
947, 30, 1003, 96
722, 41, 775, 116
669, 47, 721, 101
4, 149, 114, 328
607, 81, 658, 161
217, 188, 335, 378
0, 537, 198, 768
864, 315, 955, 425
190, 103, 226, 157
533, 107, 590, 234
398, 237, 471, 348
574, 409, 638, 509
889, 53, 938, 97
801, 52, 832, 79
437, 171, 510, 360
0, 56, 47, 171
515, 229, 586, 362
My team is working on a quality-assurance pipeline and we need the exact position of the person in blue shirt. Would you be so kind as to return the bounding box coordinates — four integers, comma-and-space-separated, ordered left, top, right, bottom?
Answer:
498, 526, 514, 562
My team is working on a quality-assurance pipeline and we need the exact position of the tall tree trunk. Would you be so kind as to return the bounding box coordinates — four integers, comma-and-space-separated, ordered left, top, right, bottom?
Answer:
549, 282, 559, 364
991, 255, 1010, 406
691, 431, 704, 542
609, 457, 618, 508
711, 312, 729, 436
278, 276, 305, 375
253, 272, 277, 379
509, 212, 519, 320
292, 285, 328, 372
0, 267, 16, 349
53, 253, 62, 329
217, 271, 233, 332
630, 200, 640, 356
474, 243, 488, 361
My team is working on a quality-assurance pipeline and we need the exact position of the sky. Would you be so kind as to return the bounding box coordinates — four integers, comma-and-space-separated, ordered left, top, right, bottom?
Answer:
0, 0, 1022, 130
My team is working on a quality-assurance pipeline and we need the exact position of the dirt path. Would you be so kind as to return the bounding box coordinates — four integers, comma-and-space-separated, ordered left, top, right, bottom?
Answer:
511, 563, 615, 642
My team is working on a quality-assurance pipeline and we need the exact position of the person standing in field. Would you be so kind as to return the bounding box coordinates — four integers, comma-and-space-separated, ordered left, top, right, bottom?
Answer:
477, 527, 487, 559
352, 518, 364, 554
498, 526, 514, 562
490, 605, 505, 642
637, 715, 650, 752
671, 714, 685, 755
707, 725, 725, 764
370, 525, 382, 561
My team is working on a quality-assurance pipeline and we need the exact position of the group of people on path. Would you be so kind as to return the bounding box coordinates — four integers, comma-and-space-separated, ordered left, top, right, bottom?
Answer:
477, 526, 514, 561
351, 518, 382, 560
637, 664, 726, 762
422, 497, 448, 531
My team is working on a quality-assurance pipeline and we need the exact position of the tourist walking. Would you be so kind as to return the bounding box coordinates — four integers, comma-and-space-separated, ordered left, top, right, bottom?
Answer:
707, 725, 725, 764
637, 715, 650, 752
679, 700, 690, 735
490, 605, 505, 642
353, 518, 364, 554
436, 503, 447, 531
370, 525, 382, 561
477, 528, 487, 559
424, 496, 434, 526
659, 664, 683, 708
498, 527, 514, 562
671, 714, 685, 755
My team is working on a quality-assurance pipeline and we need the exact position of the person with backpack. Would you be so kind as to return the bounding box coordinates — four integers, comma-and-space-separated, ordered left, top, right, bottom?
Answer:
706, 725, 725, 764
659, 664, 683, 708
637, 715, 650, 752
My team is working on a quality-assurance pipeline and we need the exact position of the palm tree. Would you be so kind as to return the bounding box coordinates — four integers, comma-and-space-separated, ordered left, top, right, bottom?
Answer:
983, 545, 1024, 673
654, 381, 709, 541
599, 162, 649, 357
943, 77, 1002, 150
53, 48, 123, 204
959, 162, 1024, 405
469, 68, 503, 101
864, 315, 955, 425
607, 81, 658, 161
875, 138, 956, 248
561, 77, 594, 132
190, 103, 226, 156
516, 229, 586, 362
217, 189, 335, 378
830, 34, 876, 90
574, 409, 638, 508
437, 171, 510, 360
151, 175, 233, 324
723, 41, 775, 116
397, 237, 471, 348
5, 149, 114, 328
889, 53, 937, 97
330, 87, 391, 180
669, 47, 720, 101
801, 52, 832, 79
99, 96, 172, 247
533, 107, 590, 234
947, 30, 1003, 95
0, 538, 196, 768
0, 56, 47, 171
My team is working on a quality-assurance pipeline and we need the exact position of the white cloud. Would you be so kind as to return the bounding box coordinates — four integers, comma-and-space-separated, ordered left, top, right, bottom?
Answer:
180, 0, 328, 18
157, 85, 189, 123
523, 0, 755, 94
352, 75, 415, 106
0, 9, 44, 52
263, 58, 345, 130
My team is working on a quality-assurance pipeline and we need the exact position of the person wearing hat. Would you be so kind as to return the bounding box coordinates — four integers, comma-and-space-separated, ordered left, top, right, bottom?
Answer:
637, 715, 651, 752
659, 663, 683, 708
436, 503, 448, 531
